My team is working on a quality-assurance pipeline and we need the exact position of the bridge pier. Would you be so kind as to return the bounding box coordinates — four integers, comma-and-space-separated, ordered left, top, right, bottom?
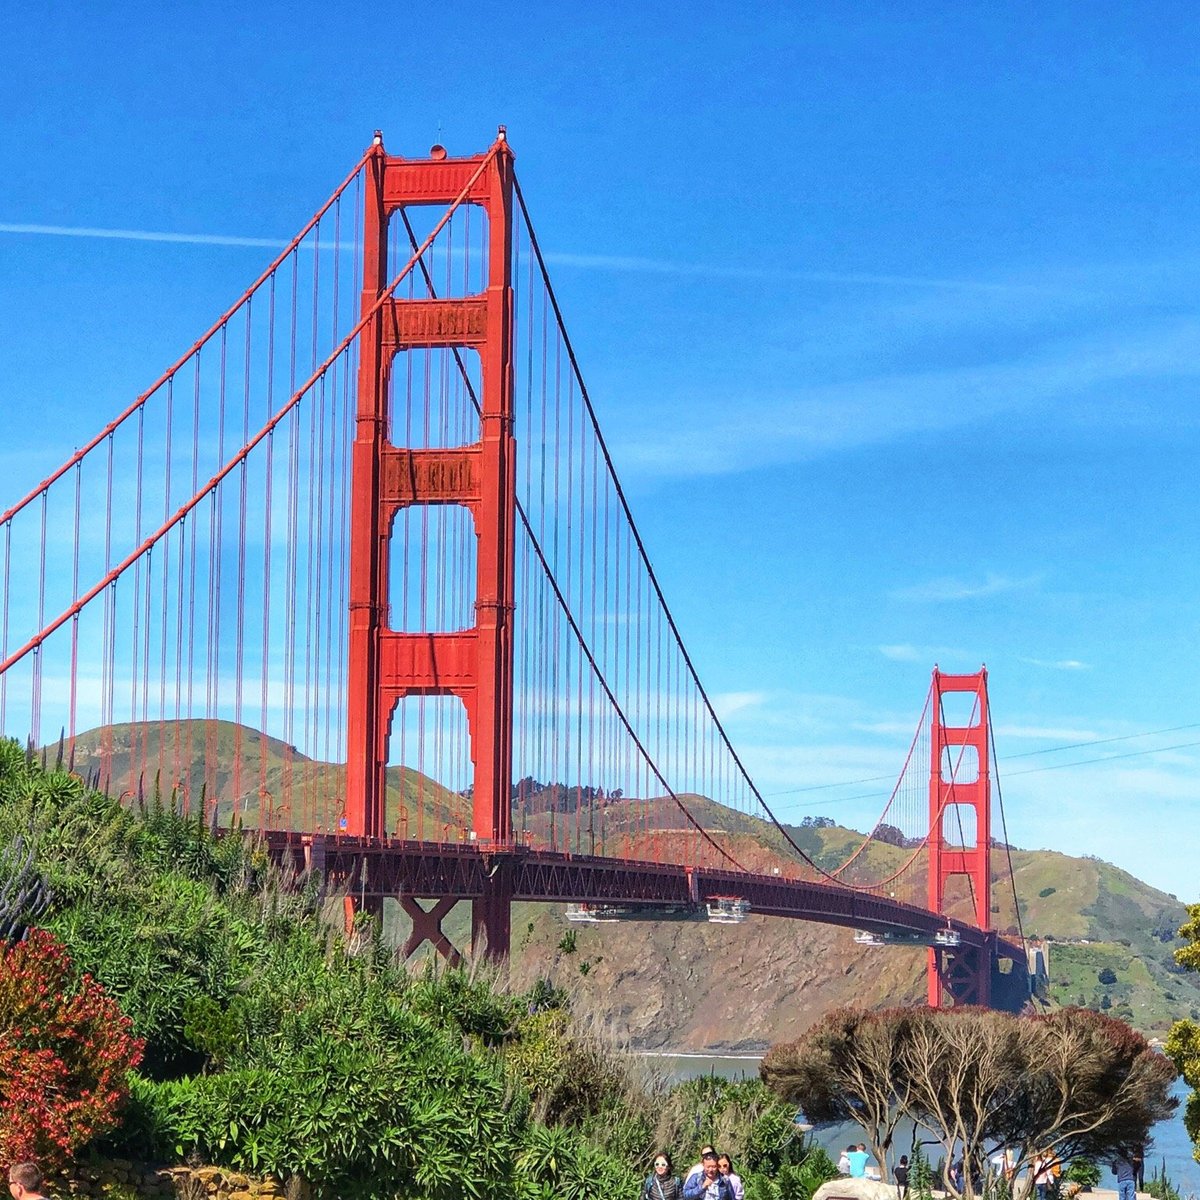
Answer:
930, 941, 991, 1007
341, 894, 384, 937
471, 859, 514, 961
929, 933, 1033, 1012
399, 897, 464, 967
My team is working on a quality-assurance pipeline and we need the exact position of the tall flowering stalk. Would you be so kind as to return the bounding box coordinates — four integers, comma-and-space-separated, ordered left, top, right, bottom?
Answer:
0, 929, 144, 1166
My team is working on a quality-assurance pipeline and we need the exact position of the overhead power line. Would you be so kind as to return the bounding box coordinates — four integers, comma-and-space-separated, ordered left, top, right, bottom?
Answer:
767, 721, 1200, 803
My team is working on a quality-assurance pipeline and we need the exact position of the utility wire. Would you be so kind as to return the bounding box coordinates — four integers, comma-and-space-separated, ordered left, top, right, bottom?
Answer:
767, 724, 1200, 800
1001, 722, 1200, 760
1004, 738, 1200, 777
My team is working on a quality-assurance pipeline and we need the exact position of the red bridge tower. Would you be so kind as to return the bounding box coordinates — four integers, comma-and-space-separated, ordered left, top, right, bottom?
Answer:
927, 666, 995, 1006
345, 133, 516, 956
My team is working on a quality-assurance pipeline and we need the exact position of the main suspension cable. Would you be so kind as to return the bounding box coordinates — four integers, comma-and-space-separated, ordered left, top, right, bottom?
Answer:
513, 175, 878, 887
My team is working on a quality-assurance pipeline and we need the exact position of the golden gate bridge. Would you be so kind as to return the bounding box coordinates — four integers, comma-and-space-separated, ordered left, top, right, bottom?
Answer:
0, 130, 1030, 1008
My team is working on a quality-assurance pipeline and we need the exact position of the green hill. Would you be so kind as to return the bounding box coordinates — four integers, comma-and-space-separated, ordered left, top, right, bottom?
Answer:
1009, 848, 1200, 1031
61, 720, 468, 835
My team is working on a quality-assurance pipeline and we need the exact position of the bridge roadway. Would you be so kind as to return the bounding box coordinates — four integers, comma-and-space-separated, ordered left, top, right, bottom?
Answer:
263, 831, 1025, 963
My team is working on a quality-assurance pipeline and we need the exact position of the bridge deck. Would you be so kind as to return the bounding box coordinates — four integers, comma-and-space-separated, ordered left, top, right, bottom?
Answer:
263, 832, 1023, 962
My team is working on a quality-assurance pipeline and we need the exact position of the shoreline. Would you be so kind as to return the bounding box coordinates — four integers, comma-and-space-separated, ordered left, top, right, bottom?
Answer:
635, 1050, 765, 1060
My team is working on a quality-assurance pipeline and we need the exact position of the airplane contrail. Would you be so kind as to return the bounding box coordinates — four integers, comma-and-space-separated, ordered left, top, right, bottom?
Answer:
0, 220, 1033, 292
0, 222, 288, 248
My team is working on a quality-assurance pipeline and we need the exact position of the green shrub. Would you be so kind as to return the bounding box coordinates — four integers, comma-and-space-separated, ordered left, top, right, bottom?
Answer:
655, 1075, 813, 1177
1065, 1159, 1101, 1189
909, 1144, 935, 1200
1146, 1161, 1181, 1200
406, 960, 521, 1046
743, 1145, 839, 1200
115, 1027, 526, 1199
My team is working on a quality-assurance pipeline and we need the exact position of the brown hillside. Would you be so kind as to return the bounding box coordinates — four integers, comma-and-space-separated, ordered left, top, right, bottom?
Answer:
61, 720, 466, 835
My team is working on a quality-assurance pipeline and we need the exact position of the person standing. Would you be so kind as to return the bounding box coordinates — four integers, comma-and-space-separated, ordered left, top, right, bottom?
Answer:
895, 1155, 910, 1199
717, 1154, 744, 1200
683, 1151, 735, 1200
643, 1151, 684, 1200
951, 1158, 965, 1194
1132, 1147, 1145, 1192
1033, 1153, 1054, 1200
1112, 1153, 1137, 1200
7, 1164, 50, 1200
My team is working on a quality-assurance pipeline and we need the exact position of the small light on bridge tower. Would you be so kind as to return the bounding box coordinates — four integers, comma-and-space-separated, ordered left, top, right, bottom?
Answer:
429, 144, 447, 161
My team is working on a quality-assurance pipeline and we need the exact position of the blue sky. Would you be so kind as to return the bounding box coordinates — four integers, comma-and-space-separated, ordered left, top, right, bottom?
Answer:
1, 2, 1197, 901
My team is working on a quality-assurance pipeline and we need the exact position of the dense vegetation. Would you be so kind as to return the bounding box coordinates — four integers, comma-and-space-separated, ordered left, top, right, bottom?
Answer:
0, 740, 833, 1199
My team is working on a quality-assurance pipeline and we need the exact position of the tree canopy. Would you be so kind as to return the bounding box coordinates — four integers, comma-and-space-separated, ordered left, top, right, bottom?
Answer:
763, 1005, 1176, 1198
1167, 904, 1200, 1163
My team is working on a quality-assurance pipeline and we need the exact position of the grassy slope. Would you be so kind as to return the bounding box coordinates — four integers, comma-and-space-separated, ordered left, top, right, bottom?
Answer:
62, 720, 468, 834
1009, 848, 1200, 1032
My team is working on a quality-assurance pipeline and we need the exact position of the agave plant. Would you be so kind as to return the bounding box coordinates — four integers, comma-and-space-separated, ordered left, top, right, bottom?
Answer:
0, 834, 51, 942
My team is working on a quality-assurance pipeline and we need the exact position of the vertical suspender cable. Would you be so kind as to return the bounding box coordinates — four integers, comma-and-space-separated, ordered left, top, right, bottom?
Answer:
234, 299, 252, 813
260, 272, 277, 822
158, 376, 174, 787
69, 460, 82, 745
0, 518, 9, 729
101, 433, 115, 787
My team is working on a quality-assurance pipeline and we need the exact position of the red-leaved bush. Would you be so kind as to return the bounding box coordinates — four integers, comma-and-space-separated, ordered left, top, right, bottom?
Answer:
0, 929, 144, 1167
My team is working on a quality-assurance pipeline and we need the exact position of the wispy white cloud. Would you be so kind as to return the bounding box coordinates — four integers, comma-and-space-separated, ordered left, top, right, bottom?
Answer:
1019, 657, 1091, 670
614, 315, 1200, 478
878, 643, 922, 661
711, 690, 768, 719
876, 643, 976, 667
0, 222, 290, 249
543, 250, 1039, 292
850, 720, 922, 736
726, 690, 888, 738
0, 222, 1133, 305
0, 223, 1063, 296
891, 572, 1041, 602
1004, 757, 1200, 901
